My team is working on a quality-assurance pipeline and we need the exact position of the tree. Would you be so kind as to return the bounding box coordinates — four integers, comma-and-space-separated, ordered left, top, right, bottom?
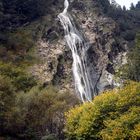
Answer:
123, 6, 127, 11
130, 3, 135, 10
118, 34, 140, 81
127, 34, 140, 81
111, 0, 120, 8
123, 30, 136, 41
0, 75, 17, 137
136, 1, 140, 10
0, 61, 37, 91
65, 82, 140, 140
0, 84, 79, 140
0, 82, 79, 139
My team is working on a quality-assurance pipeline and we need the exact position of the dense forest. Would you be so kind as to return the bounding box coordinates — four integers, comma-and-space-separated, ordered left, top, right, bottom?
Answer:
0, 0, 140, 140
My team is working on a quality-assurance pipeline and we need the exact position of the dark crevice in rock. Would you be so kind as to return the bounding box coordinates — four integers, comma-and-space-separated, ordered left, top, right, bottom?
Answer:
106, 63, 115, 74
52, 55, 65, 85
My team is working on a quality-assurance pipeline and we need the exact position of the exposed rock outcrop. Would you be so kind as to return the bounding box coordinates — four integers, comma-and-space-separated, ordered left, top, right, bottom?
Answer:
31, 0, 128, 95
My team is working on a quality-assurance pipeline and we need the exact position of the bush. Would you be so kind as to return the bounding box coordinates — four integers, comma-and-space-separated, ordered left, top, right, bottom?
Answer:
0, 82, 79, 139
0, 75, 17, 136
1, 0, 55, 28
65, 82, 140, 140
0, 27, 37, 65
123, 30, 136, 41
0, 61, 37, 91
118, 34, 140, 81
0, 85, 79, 140
127, 34, 140, 81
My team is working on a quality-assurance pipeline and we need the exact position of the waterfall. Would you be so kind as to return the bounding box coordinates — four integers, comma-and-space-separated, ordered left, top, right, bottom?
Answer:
58, 0, 94, 102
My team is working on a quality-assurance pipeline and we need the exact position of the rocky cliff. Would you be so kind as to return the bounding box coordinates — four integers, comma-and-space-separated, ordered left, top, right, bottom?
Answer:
30, 0, 128, 95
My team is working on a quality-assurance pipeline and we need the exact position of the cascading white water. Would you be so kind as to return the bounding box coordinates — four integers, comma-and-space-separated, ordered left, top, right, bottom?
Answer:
58, 0, 94, 102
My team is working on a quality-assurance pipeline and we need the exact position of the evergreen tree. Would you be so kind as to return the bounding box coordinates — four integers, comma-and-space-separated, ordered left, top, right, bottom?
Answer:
123, 5, 126, 11
136, 1, 140, 10
130, 3, 135, 10
111, 0, 120, 8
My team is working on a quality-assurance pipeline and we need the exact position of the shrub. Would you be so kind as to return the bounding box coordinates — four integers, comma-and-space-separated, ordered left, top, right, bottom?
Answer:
127, 34, 140, 81
0, 82, 79, 140
0, 26, 37, 66
0, 75, 17, 135
11, 86, 79, 140
118, 34, 140, 81
65, 82, 140, 140
123, 30, 136, 41
0, 61, 37, 91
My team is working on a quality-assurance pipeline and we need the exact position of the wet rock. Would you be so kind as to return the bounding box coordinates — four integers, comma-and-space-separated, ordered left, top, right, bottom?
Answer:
30, 0, 128, 95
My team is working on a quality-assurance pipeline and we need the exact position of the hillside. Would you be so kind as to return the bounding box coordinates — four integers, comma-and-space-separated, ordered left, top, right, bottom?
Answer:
0, 0, 140, 139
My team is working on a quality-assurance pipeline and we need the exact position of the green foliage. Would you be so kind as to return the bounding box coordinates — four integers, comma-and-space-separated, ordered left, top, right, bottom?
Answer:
106, 0, 140, 43
65, 82, 140, 140
0, 61, 37, 91
136, 1, 140, 10
0, 75, 16, 128
130, 3, 135, 10
126, 34, 140, 81
0, 26, 37, 66
0, 65, 79, 139
0, 0, 56, 30
123, 30, 136, 41
0, 85, 79, 140
98, 0, 110, 12
0, 61, 38, 139
118, 34, 140, 81
7, 28, 35, 55
119, 20, 130, 31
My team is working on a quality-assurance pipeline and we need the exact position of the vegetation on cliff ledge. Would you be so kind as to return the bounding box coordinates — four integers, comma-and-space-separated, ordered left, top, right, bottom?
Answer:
0, 0, 140, 140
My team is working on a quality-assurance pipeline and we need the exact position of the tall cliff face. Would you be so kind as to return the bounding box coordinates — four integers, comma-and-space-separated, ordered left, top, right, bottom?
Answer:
31, 0, 128, 95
